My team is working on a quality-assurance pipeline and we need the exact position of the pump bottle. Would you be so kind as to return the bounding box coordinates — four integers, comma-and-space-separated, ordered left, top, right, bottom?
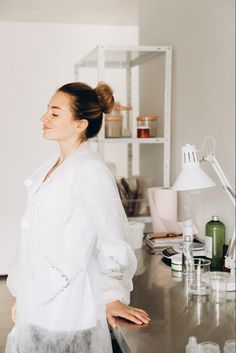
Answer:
182, 235, 194, 275
185, 337, 203, 353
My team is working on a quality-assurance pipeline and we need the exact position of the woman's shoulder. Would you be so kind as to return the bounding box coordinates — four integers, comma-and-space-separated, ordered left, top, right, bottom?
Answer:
71, 143, 119, 195
73, 143, 108, 173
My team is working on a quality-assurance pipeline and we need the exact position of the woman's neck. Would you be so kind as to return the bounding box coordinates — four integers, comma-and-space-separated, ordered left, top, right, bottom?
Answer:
58, 138, 84, 164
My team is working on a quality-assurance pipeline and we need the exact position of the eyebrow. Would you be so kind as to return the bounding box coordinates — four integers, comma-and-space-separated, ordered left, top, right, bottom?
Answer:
48, 105, 62, 110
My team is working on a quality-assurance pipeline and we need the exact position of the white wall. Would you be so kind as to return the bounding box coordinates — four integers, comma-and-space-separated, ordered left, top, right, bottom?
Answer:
138, 0, 235, 242
0, 21, 138, 274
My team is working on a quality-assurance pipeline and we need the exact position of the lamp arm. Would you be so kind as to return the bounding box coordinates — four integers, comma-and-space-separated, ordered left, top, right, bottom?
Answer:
203, 152, 236, 206
204, 152, 236, 277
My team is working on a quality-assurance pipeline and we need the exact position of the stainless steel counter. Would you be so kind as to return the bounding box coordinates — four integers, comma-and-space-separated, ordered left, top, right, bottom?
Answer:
113, 248, 236, 353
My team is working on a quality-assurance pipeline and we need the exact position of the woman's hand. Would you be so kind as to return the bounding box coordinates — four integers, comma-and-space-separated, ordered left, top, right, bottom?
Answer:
11, 301, 16, 324
106, 300, 151, 329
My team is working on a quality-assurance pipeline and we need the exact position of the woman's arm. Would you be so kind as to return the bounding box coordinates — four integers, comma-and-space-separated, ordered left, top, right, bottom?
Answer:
106, 300, 150, 329
76, 158, 151, 327
11, 301, 16, 324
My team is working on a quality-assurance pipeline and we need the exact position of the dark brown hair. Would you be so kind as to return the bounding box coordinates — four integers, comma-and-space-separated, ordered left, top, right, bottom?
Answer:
57, 82, 114, 139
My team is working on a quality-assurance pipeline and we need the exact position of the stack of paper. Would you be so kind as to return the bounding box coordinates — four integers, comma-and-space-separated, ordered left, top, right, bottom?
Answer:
144, 232, 183, 252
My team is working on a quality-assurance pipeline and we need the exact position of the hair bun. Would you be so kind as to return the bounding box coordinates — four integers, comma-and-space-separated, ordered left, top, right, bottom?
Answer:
95, 82, 115, 114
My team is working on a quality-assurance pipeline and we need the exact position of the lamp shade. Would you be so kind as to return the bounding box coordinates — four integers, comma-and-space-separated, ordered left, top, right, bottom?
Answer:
172, 144, 216, 191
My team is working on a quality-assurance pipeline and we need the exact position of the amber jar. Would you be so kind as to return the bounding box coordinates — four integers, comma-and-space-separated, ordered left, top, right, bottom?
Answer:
136, 116, 158, 137
105, 115, 122, 138
137, 126, 150, 138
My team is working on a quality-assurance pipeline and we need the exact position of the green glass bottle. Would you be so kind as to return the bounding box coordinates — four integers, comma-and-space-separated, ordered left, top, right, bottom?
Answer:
205, 216, 225, 271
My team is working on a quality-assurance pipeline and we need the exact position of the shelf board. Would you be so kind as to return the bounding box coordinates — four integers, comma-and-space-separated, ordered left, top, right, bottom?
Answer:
99, 137, 165, 144
75, 45, 172, 69
128, 216, 152, 223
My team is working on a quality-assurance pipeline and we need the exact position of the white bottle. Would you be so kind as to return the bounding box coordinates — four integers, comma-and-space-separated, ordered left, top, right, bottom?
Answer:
186, 337, 204, 353
186, 337, 198, 353
182, 235, 194, 275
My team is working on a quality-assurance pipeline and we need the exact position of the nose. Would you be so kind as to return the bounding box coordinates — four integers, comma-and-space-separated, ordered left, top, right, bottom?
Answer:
41, 113, 50, 122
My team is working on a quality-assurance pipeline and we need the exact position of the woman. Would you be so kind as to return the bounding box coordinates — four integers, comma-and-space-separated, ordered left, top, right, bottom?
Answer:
5, 82, 150, 353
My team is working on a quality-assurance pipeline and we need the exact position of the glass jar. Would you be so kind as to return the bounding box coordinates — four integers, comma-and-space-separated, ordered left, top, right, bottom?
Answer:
105, 115, 122, 138
136, 116, 158, 137
113, 104, 132, 137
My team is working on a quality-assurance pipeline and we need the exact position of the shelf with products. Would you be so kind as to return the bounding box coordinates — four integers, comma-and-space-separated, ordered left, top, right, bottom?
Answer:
97, 137, 166, 144
75, 45, 172, 223
128, 216, 152, 223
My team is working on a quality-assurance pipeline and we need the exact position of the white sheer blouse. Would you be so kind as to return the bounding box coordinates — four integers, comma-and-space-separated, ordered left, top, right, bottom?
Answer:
5, 142, 137, 353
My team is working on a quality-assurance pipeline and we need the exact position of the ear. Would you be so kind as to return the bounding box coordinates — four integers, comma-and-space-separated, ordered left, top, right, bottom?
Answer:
75, 119, 88, 133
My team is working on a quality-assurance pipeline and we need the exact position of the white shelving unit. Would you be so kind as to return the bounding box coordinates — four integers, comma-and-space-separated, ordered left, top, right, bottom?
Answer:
74, 45, 172, 223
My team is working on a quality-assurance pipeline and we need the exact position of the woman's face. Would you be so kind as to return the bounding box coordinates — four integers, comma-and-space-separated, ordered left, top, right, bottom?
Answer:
41, 91, 80, 142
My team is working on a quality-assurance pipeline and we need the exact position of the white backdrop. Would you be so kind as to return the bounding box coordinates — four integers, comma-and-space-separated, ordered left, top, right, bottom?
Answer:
0, 21, 138, 274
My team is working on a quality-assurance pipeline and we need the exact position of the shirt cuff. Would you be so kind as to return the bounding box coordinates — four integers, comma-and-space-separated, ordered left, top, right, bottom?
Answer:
102, 290, 130, 306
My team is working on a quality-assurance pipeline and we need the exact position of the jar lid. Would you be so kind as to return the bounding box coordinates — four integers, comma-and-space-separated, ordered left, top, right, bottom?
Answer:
137, 126, 150, 129
113, 105, 132, 111
137, 116, 158, 121
105, 115, 122, 121
212, 215, 219, 221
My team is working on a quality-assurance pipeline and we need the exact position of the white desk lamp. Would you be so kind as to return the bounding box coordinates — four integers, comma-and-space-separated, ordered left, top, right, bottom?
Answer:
172, 136, 235, 291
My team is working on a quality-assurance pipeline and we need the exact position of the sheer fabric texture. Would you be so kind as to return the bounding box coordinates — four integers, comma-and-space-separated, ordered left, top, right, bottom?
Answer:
5, 142, 137, 353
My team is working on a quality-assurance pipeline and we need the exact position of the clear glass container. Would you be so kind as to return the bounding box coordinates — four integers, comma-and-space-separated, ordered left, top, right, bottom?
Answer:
113, 104, 132, 137
199, 342, 220, 353
136, 116, 158, 137
224, 340, 236, 353
105, 115, 122, 138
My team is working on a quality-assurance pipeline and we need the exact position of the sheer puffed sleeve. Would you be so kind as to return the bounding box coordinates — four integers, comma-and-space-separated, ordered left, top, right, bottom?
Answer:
75, 158, 137, 305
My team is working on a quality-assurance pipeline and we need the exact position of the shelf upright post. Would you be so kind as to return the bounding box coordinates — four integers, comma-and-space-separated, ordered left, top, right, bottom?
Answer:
97, 46, 106, 157
126, 51, 133, 178
163, 46, 172, 188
